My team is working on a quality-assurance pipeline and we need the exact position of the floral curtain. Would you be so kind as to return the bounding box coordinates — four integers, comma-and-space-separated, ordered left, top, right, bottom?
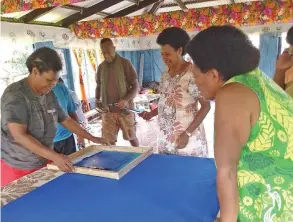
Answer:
259, 32, 279, 78
1, 0, 89, 14
71, 0, 293, 39
72, 48, 90, 113
86, 49, 97, 72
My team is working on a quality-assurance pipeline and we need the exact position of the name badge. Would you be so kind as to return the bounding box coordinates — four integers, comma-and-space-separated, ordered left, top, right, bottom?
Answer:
47, 109, 56, 114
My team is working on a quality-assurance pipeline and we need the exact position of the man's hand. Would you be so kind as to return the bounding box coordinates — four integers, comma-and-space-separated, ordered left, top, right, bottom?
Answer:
95, 99, 102, 108
52, 153, 74, 172
276, 50, 293, 71
96, 101, 107, 113
117, 99, 129, 109
175, 132, 189, 149
90, 136, 111, 145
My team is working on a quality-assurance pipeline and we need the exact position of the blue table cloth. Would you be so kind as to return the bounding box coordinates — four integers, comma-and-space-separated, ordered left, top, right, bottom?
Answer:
2, 154, 219, 222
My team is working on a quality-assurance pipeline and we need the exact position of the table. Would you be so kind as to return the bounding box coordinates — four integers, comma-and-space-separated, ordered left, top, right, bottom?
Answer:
1, 155, 219, 222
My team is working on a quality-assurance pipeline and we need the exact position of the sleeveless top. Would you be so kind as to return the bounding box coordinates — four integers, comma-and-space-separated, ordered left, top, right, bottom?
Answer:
226, 69, 293, 222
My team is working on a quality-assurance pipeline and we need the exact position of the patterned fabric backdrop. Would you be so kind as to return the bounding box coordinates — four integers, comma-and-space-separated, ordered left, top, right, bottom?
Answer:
71, 0, 293, 39
1, 0, 89, 14
86, 49, 98, 72
72, 48, 90, 113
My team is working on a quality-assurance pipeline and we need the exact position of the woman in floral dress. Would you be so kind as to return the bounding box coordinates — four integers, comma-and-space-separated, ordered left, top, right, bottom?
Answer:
140, 27, 210, 157
187, 26, 293, 221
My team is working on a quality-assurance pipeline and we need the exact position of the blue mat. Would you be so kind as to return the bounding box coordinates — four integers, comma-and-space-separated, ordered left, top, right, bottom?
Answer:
74, 151, 141, 171
2, 155, 219, 222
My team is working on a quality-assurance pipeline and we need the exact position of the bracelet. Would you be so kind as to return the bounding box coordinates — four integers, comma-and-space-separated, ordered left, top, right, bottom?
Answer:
185, 131, 192, 137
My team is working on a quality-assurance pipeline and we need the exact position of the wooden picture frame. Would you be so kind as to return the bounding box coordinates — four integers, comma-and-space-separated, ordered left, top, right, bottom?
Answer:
47, 145, 153, 180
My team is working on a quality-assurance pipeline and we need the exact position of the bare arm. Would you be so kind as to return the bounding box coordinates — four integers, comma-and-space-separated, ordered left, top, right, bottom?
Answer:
95, 65, 101, 104
273, 50, 293, 89
186, 98, 210, 133
68, 112, 78, 122
273, 68, 286, 89
123, 60, 139, 101
139, 107, 158, 120
7, 123, 57, 161
215, 83, 253, 222
150, 107, 158, 116
60, 117, 109, 145
61, 117, 94, 140
123, 79, 139, 101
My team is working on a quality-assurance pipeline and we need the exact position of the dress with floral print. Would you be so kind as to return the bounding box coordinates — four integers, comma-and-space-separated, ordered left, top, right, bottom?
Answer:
157, 67, 208, 157
227, 69, 293, 222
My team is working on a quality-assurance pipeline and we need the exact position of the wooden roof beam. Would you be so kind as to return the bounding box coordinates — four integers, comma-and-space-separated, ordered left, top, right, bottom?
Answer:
173, 0, 188, 11
61, 4, 83, 12
96, 11, 111, 17
61, 5, 110, 17
125, 0, 140, 4
149, 0, 164, 14
59, 0, 124, 27
19, 7, 55, 23
107, 0, 160, 18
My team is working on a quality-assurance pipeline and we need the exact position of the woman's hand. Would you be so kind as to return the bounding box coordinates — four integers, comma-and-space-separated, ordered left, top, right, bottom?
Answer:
175, 132, 189, 149
52, 153, 74, 172
90, 136, 110, 145
139, 111, 154, 120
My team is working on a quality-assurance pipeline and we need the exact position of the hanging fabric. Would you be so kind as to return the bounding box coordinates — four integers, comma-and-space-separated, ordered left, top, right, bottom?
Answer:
86, 49, 98, 72
72, 48, 90, 113
259, 32, 279, 78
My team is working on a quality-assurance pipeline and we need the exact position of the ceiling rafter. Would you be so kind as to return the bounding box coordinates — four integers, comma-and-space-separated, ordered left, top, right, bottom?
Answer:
160, 0, 216, 8
125, 0, 141, 4
19, 7, 55, 23
62, 4, 111, 17
96, 11, 111, 17
59, 0, 124, 27
107, 0, 160, 18
149, 0, 164, 14
61, 4, 83, 13
173, 0, 188, 11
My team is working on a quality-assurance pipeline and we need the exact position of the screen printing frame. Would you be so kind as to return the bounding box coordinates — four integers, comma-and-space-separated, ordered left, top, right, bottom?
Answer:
47, 145, 153, 180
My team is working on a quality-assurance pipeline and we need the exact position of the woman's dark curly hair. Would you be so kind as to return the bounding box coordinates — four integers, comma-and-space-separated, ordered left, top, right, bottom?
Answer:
157, 27, 190, 56
187, 25, 260, 81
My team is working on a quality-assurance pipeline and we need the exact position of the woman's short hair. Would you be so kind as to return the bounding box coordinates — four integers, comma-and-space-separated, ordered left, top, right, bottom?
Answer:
26, 47, 62, 74
100, 38, 113, 45
157, 27, 190, 56
286, 25, 293, 46
187, 25, 260, 81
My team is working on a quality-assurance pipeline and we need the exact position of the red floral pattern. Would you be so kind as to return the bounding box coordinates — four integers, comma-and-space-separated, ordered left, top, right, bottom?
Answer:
71, 0, 293, 39
1, 0, 88, 14
165, 84, 183, 109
